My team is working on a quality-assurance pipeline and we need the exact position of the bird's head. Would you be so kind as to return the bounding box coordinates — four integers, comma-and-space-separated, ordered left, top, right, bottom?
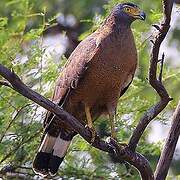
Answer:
111, 2, 146, 25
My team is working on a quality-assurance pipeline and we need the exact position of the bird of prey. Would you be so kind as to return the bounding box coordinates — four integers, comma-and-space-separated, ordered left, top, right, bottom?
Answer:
33, 2, 146, 177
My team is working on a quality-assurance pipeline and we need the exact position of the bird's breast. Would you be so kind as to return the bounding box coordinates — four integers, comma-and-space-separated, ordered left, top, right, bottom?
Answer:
66, 29, 137, 112
98, 37, 137, 76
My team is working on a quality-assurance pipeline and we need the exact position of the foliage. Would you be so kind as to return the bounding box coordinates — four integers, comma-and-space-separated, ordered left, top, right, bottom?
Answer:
0, 0, 180, 179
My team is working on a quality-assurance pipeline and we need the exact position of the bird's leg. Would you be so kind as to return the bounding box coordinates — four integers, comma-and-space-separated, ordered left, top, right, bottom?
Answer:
85, 105, 96, 143
109, 113, 117, 140
108, 113, 127, 147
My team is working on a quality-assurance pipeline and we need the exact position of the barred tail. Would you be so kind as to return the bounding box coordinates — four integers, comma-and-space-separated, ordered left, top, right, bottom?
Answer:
33, 129, 75, 177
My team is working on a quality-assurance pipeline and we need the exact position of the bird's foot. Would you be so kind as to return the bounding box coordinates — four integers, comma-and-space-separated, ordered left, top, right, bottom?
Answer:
118, 142, 128, 147
89, 127, 97, 143
111, 133, 117, 141
110, 132, 127, 147
110, 125, 118, 141
106, 137, 118, 155
85, 125, 96, 144
106, 137, 127, 156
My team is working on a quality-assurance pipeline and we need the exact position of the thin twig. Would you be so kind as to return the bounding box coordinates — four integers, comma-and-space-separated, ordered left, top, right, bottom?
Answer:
152, 24, 161, 32
0, 129, 42, 164
0, 94, 19, 111
0, 104, 31, 143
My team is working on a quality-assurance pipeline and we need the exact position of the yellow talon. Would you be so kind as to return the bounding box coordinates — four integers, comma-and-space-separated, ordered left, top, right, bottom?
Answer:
109, 113, 117, 140
85, 105, 96, 143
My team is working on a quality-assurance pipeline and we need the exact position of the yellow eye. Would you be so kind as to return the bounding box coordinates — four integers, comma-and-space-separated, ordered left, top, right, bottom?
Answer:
125, 7, 131, 13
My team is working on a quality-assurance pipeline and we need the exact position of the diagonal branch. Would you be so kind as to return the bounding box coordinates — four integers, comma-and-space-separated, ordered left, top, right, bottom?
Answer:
154, 100, 180, 180
128, 0, 174, 152
0, 64, 154, 180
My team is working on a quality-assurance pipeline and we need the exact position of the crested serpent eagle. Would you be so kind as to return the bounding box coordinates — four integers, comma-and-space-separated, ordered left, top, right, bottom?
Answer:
33, 2, 146, 177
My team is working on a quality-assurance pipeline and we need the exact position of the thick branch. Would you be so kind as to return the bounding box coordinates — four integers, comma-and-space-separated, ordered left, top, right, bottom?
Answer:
155, 101, 180, 180
128, 0, 173, 151
0, 64, 154, 180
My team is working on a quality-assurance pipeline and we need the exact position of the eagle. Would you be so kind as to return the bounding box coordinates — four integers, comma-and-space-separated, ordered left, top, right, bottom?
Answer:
33, 2, 146, 177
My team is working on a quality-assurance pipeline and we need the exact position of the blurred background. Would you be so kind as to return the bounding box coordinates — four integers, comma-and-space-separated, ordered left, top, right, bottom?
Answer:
0, 0, 180, 179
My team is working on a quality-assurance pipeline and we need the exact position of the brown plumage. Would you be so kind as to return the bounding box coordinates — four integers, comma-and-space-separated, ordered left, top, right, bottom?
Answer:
33, 2, 146, 177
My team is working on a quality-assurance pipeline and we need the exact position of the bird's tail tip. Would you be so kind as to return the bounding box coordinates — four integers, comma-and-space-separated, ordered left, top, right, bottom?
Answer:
32, 130, 74, 177
32, 151, 51, 177
32, 151, 64, 177
48, 155, 64, 176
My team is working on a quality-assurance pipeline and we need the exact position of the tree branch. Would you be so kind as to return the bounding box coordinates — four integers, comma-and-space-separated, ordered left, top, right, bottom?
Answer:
0, 64, 154, 180
154, 101, 180, 180
128, 0, 173, 152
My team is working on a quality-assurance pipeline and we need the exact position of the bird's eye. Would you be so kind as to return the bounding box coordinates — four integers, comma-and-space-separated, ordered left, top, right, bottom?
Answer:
125, 7, 131, 12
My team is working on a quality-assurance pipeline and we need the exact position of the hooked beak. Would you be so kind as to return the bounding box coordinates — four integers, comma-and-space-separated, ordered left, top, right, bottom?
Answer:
137, 11, 146, 21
